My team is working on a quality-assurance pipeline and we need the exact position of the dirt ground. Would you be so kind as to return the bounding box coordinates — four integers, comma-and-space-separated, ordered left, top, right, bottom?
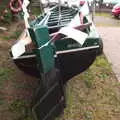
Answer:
0, 21, 38, 120
0, 14, 120, 120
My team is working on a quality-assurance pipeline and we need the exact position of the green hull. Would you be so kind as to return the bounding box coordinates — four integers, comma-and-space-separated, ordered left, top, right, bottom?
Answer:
11, 5, 103, 80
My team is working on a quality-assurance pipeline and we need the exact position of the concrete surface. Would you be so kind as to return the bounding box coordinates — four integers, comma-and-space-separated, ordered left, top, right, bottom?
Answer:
97, 27, 120, 81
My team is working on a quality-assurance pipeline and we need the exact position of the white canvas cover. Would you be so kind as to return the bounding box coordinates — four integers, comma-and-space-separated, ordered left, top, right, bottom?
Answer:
59, 27, 88, 46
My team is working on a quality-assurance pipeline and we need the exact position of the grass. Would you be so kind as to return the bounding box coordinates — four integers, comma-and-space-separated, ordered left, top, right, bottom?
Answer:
8, 99, 33, 120
0, 40, 119, 120
0, 67, 15, 105
95, 12, 111, 17
0, 94, 4, 105
1, 30, 22, 41
57, 55, 120, 120
31, 7, 42, 16
95, 22, 120, 27
0, 12, 120, 120
0, 68, 13, 84
2, 49, 118, 120
95, 12, 120, 26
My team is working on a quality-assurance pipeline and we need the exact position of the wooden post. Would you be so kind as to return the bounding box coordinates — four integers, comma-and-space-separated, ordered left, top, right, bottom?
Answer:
92, 0, 95, 22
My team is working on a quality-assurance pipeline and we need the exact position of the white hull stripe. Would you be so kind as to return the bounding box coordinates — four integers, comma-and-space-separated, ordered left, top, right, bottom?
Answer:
56, 45, 99, 54
13, 54, 36, 60
13, 46, 99, 60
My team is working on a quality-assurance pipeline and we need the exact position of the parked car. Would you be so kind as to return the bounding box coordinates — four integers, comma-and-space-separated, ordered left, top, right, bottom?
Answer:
112, 2, 120, 18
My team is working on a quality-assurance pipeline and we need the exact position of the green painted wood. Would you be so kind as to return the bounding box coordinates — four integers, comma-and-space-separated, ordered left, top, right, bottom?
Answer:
34, 26, 55, 73
35, 26, 50, 46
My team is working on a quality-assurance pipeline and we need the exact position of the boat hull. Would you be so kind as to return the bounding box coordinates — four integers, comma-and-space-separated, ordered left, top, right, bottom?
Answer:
56, 46, 98, 83
12, 46, 98, 83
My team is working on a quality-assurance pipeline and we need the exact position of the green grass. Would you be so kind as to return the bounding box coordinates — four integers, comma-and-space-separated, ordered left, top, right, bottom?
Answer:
0, 43, 119, 120
1, 54, 118, 120
57, 55, 120, 120
1, 10, 120, 120
96, 22, 120, 27
95, 12, 120, 27
80, 55, 112, 88
0, 68, 12, 83
8, 99, 33, 120
0, 68, 12, 105
2, 30, 22, 41
0, 95, 4, 105
31, 7, 42, 16
0, 67, 15, 90
95, 12, 111, 17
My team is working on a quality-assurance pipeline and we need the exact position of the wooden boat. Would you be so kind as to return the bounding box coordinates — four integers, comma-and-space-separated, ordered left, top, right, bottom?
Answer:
10, 1, 103, 119
10, 1, 103, 83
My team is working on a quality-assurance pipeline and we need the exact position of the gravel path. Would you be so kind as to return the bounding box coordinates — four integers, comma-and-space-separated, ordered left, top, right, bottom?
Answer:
96, 15, 120, 81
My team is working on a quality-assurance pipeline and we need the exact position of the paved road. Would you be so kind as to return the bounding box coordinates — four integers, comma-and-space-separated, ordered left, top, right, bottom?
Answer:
97, 26, 120, 81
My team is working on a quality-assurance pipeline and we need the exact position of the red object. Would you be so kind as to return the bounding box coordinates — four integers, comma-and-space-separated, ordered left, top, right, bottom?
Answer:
80, 0, 85, 6
9, 0, 23, 13
112, 3, 120, 18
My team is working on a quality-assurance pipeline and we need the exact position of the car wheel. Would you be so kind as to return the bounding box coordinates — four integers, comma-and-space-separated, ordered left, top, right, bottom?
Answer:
118, 14, 120, 19
114, 15, 119, 18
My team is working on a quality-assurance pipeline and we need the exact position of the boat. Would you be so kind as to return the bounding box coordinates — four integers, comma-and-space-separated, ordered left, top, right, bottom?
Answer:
10, 0, 103, 119
11, 0, 103, 83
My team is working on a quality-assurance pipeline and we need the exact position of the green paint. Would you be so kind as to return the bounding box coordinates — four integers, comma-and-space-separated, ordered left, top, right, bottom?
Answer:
34, 26, 55, 73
